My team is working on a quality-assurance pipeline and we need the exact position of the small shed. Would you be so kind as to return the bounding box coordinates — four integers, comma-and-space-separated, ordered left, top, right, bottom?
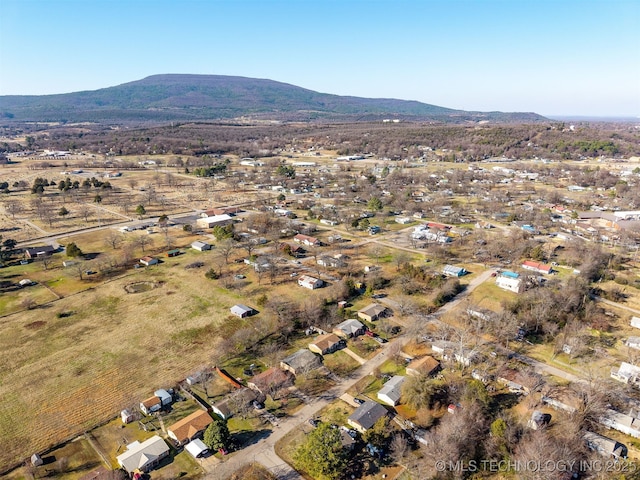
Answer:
31, 453, 43, 467
166, 249, 180, 257
121, 409, 136, 424
140, 256, 158, 266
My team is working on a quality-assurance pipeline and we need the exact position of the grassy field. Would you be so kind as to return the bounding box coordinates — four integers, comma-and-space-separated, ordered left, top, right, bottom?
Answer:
0, 244, 277, 470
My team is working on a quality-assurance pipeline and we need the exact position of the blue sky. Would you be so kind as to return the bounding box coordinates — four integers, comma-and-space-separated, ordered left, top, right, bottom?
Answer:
0, 0, 638, 116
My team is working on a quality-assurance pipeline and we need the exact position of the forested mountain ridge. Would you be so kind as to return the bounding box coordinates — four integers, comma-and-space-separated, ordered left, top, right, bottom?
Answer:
0, 74, 547, 124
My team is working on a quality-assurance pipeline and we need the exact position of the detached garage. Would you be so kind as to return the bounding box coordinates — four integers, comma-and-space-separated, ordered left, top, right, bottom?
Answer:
185, 438, 209, 458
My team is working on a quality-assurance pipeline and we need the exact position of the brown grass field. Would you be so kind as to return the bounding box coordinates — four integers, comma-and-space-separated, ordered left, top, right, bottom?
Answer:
0, 242, 278, 469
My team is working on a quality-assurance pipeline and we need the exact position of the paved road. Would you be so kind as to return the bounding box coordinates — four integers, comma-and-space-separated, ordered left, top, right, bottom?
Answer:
209, 344, 398, 479
210, 268, 497, 479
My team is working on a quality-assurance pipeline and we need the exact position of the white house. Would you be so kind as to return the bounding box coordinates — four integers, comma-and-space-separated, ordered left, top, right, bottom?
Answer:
116, 435, 170, 474
377, 376, 406, 406
631, 316, 640, 330
584, 431, 627, 459
599, 409, 640, 439
626, 337, 640, 351
611, 362, 640, 386
496, 275, 523, 293
298, 275, 324, 290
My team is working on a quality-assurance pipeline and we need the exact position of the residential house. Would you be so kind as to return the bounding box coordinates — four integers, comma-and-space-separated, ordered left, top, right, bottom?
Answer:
191, 241, 212, 251
196, 214, 233, 229
184, 438, 209, 459
293, 234, 320, 247
611, 362, 640, 386
308, 334, 345, 355
541, 391, 579, 414
279, 242, 305, 257
25, 245, 56, 259
584, 431, 627, 459
496, 274, 523, 293
497, 370, 530, 395
631, 316, 640, 330
247, 367, 293, 396
167, 410, 213, 446
298, 275, 324, 290
599, 409, 640, 439
626, 337, 640, 351
377, 376, 406, 406
333, 319, 366, 339
395, 217, 412, 224
211, 388, 261, 420
406, 356, 441, 377
140, 396, 161, 415
140, 256, 158, 266
116, 435, 170, 474
357, 303, 387, 322
317, 256, 345, 268
442, 265, 467, 277
230, 304, 256, 318
280, 349, 323, 375
347, 400, 388, 433
521, 260, 553, 275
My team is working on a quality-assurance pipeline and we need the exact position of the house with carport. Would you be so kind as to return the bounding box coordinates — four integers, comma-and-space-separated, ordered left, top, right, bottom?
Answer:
167, 409, 213, 446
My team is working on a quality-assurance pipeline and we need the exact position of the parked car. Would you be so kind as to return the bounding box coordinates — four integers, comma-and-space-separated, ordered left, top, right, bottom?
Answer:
365, 329, 375, 337
353, 397, 365, 405
374, 336, 388, 344
309, 418, 319, 427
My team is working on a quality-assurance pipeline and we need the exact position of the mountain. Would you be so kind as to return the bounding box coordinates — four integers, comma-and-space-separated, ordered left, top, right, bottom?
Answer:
0, 74, 547, 124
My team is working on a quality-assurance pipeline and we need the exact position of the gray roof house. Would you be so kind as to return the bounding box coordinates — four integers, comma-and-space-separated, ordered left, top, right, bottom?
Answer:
584, 431, 627, 459
377, 376, 406, 406
348, 400, 388, 433
116, 435, 170, 474
333, 319, 366, 339
280, 349, 323, 375
599, 409, 640, 439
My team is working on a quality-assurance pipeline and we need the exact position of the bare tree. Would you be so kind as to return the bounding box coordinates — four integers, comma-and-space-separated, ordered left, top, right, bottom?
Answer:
4, 200, 23, 219
218, 238, 237, 264
136, 235, 152, 253
77, 203, 93, 223
104, 230, 124, 250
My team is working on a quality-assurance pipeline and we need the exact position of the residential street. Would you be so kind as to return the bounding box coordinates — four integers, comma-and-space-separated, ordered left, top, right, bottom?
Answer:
208, 267, 497, 479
